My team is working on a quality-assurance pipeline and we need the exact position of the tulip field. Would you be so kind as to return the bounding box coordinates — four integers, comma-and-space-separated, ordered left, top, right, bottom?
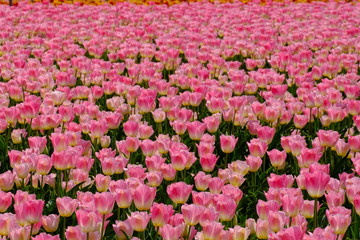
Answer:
2, 0, 360, 239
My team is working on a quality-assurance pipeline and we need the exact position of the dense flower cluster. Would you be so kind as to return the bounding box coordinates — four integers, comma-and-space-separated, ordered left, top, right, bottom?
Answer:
0, 1, 360, 240
0, 0, 355, 6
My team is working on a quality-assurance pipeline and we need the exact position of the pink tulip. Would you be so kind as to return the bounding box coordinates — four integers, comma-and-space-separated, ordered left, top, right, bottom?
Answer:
325, 190, 345, 207
42, 214, 60, 232
256, 200, 281, 220
220, 135, 238, 153
257, 126, 275, 145
167, 182, 192, 204
114, 188, 133, 209
200, 154, 219, 172
133, 184, 156, 211
267, 149, 287, 169
317, 130, 340, 148
94, 192, 115, 215
268, 211, 287, 233
0, 191, 12, 213
0, 213, 12, 236
95, 174, 111, 192
213, 194, 237, 222
150, 202, 174, 227
245, 155, 262, 172
56, 196, 79, 217
186, 121, 207, 141
0, 171, 15, 191
194, 172, 211, 191
181, 204, 205, 226
209, 177, 224, 194
113, 220, 134, 240
128, 211, 150, 232
202, 221, 224, 240
22, 199, 44, 224
159, 224, 182, 240
326, 206, 351, 235
304, 168, 330, 198
247, 139, 267, 158
75, 209, 101, 233
256, 219, 270, 240
199, 206, 220, 226
123, 120, 139, 137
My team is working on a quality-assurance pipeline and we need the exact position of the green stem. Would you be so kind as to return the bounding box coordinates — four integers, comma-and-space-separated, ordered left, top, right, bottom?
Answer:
57, 170, 62, 197
64, 170, 68, 194
29, 224, 33, 239
262, 155, 266, 173
62, 217, 66, 240
87, 232, 89, 240
158, 122, 162, 135
156, 226, 159, 239
142, 230, 145, 240
187, 225, 191, 240
252, 172, 256, 187
354, 207, 359, 240
289, 217, 292, 227
41, 175, 44, 189
314, 198, 318, 230
100, 214, 106, 240
224, 153, 229, 169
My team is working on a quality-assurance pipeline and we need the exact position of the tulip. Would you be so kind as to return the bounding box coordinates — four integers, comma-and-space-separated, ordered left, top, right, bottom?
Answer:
232, 225, 250, 240
213, 194, 237, 222
167, 182, 192, 204
268, 211, 287, 233
257, 126, 275, 144
159, 224, 182, 240
326, 206, 351, 236
220, 135, 238, 153
0, 191, 12, 213
42, 214, 60, 232
304, 168, 330, 228
247, 139, 267, 158
200, 154, 219, 172
186, 121, 207, 141
267, 149, 287, 170
199, 206, 220, 226
256, 219, 269, 239
113, 220, 134, 240
208, 177, 224, 194
181, 204, 205, 226
317, 130, 340, 148
0, 213, 12, 236
194, 171, 211, 191
23, 199, 45, 224
114, 188, 133, 209
150, 203, 174, 227
75, 209, 101, 233
56, 196, 78, 217
94, 192, 115, 215
128, 211, 150, 232
202, 221, 224, 240
95, 174, 111, 192
133, 184, 156, 211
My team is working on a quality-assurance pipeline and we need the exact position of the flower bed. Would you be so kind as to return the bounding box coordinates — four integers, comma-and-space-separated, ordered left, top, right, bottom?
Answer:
0, 1, 360, 240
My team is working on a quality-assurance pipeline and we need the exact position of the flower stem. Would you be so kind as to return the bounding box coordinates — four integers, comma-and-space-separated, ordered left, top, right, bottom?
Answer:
224, 153, 229, 169
87, 233, 89, 240
29, 224, 33, 239
314, 198, 318, 229
61, 217, 66, 240
100, 214, 106, 240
